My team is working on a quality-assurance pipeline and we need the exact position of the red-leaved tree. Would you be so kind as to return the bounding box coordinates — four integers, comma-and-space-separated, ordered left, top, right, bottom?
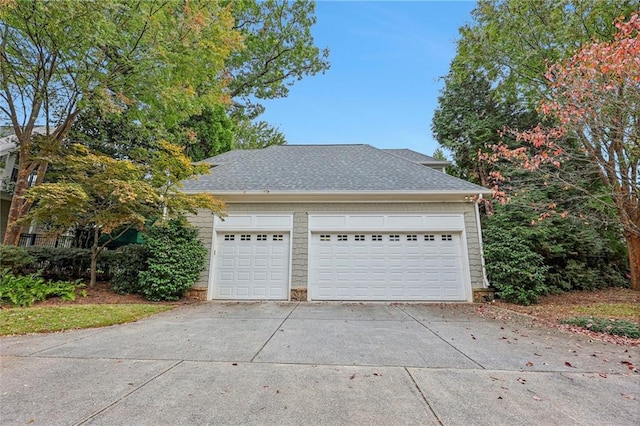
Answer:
483, 13, 640, 291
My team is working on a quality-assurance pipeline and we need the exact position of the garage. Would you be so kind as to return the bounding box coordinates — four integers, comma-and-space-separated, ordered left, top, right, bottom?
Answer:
308, 214, 470, 301
211, 215, 292, 300
186, 145, 490, 301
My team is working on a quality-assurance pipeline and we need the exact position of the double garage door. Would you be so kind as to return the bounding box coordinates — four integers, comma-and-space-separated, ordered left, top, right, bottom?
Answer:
309, 232, 464, 301
212, 214, 469, 301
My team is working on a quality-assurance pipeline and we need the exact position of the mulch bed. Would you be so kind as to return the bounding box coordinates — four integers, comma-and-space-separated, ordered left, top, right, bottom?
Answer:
34, 281, 201, 307
477, 288, 640, 346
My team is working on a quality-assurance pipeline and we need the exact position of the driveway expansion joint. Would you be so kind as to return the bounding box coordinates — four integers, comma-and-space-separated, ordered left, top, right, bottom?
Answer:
394, 304, 487, 370
404, 367, 444, 425
74, 360, 184, 426
249, 302, 299, 362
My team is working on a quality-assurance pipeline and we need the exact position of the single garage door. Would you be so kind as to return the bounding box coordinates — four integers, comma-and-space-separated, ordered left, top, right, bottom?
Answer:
309, 232, 465, 301
214, 232, 289, 300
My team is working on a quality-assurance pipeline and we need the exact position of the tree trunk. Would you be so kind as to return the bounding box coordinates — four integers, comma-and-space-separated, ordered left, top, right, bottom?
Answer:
626, 232, 639, 291
90, 227, 100, 287
3, 170, 30, 245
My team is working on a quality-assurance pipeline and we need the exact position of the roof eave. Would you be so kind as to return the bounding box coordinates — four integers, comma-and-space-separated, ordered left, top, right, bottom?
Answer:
179, 189, 492, 203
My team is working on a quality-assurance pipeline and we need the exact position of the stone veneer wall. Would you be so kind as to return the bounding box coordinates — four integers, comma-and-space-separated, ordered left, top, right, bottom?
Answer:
186, 201, 485, 297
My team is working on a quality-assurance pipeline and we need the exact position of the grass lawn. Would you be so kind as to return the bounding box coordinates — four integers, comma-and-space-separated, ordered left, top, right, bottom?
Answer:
0, 304, 174, 336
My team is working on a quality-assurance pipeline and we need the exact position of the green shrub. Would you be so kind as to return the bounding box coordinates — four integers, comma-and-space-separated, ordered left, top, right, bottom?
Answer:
0, 245, 34, 274
138, 217, 205, 301
559, 317, 640, 338
111, 244, 149, 294
482, 189, 629, 300
0, 268, 84, 307
23, 247, 117, 281
484, 232, 549, 305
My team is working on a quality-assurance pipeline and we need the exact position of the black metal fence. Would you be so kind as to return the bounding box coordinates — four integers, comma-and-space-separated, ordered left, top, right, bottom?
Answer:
18, 233, 74, 248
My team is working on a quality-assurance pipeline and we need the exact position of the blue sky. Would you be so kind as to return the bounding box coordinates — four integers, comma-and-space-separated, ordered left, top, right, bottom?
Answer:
259, 1, 476, 156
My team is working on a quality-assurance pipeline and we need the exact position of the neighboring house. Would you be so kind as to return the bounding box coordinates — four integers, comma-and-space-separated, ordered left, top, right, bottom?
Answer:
1, 127, 21, 241
183, 144, 492, 302
0, 126, 73, 247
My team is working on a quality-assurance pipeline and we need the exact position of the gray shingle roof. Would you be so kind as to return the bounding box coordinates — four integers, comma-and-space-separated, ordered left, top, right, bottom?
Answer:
382, 149, 450, 166
183, 144, 487, 193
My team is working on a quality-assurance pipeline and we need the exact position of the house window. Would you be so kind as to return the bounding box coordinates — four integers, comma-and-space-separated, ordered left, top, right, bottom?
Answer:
337, 235, 348, 242
224, 234, 235, 241
354, 235, 365, 241
320, 235, 331, 242
257, 234, 267, 241
372, 235, 382, 241
442, 234, 453, 241
240, 234, 251, 241
407, 235, 417, 241
273, 234, 284, 241
424, 235, 435, 241
389, 235, 400, 242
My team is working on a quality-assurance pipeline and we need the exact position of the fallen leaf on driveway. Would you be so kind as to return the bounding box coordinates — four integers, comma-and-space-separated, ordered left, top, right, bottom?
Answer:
599, 373, 607, 378
526, 361, 534, 367
532, 395, 542, 401
349, 373, 356, 380
621, 360, 637, 370
517, 377, 527, 384
621, 393, 635, 400
564, 362, 575, 368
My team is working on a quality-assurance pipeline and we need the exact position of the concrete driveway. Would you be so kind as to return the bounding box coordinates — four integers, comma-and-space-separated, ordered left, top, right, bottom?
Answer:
1, 302, 638, 425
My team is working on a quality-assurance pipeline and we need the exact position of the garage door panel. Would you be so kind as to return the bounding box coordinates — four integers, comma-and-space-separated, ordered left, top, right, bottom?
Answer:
214, 233, 289, 300
310, 232, 466, 301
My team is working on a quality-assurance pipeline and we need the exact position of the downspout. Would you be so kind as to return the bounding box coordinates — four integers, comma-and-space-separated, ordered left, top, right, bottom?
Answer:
475, 194, 490, 288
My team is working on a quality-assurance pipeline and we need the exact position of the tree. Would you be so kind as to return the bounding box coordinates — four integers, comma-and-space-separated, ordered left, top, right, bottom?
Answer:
0, 0, 241, 245
432, 71, 538, 185
454, 0, 636, 107
228, 0, 330, 119
174, 105, 235, 162
431, 148, 447, 161
484, 14, 640, 290
25, 142, 224, 287
234, 119, 286, 150
70, 1, 325, 162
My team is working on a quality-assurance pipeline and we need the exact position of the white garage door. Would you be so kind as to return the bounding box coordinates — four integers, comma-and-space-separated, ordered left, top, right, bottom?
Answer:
309, 233, 465, 301
214, 233, 289, 300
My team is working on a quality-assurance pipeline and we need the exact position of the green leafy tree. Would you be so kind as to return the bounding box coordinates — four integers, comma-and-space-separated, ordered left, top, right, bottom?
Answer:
228, 0, 330, 119
484, 13, 640, 290
0, 0, 241, 245
454, 0, 636, 106
438, 0, 639, 296
431, 148, 448, 161
176, 105, 235, 161
24, 142, 223, 287
432, 71, 537, 187
69, 107, 157, 161
234, 119, 287, 150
